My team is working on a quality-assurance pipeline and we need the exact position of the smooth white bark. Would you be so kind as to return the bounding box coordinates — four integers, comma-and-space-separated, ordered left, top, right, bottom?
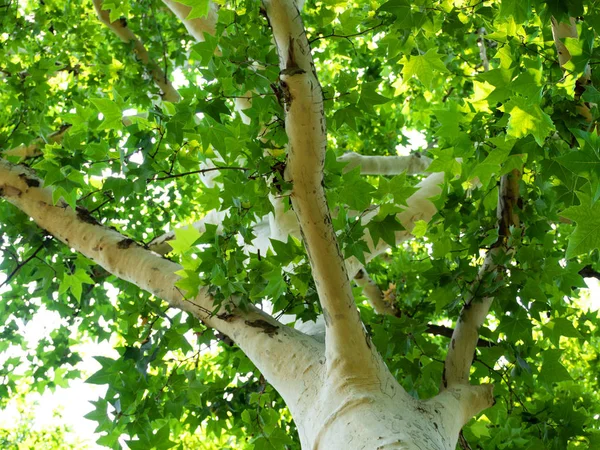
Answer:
162, 0, 218, 42
338, 152, 431, 175
443, 170, 520, 388
264, 0, 376, 377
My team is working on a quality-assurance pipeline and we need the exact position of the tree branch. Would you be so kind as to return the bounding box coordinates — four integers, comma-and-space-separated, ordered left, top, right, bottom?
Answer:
338, 152, 432, 175
0, 241, 48, 288
2, 124, 71, 159
263, 0, 374, 374
551, 16, 592, 121
93, 0, 180, 102
162, 0, 218, 42
0, 159, 322, 401
354, 268, 398, 316
345, 171, 445, 279
354, 269, 496, 347
442, 169, 521, 388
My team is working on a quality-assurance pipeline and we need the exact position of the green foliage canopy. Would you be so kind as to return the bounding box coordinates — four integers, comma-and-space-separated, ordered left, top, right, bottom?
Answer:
1, 0, 600, 448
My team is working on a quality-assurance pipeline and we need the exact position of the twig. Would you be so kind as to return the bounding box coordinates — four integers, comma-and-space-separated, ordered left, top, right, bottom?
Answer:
152, 166, 248, 181
309, 22, 384, 45
0, 243, 47, 288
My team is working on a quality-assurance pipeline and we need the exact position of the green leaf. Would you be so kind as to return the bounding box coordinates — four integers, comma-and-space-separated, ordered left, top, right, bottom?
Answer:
469, 146, 512, 187
90, 98, 122, 130
562, 196, 600, 258
538, 349, 572, 384
555, 148, 600, 175
168, 226, 202, 254
172, 0, 210, 19
358, 82, 391, 113
504, 97, 554, 146
470, 420, 491, 438
367, 215, 404, 247
402, 49, 449, 89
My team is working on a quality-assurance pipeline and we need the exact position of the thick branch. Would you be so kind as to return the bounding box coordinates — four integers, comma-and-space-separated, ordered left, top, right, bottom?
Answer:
162, 0, 218, 42
2, 124, 71, 159
263, 0, 373, 374
354, 268, 398, 316
0, 159, 321, 401
429, 384, 494, 437
442, 169, 521, 388
551, 17, 578, 67
345, 171, 445, 279
338, 152, 431, 175
93, 0, 180, 102
551, 16, 592, 121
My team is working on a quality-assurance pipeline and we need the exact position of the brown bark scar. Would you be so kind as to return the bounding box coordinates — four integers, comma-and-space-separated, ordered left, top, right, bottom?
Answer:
244, 319, 279, 337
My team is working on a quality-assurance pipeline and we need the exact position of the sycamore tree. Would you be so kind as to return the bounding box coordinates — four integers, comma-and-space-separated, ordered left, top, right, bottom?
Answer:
1, 0, 600, 448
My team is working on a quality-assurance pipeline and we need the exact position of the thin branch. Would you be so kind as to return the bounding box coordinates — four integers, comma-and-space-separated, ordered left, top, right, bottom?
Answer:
354, 268, 398, 316
93, 0, 180, 102
152, 166, 248, 181
0, 242, 47, 288
309, 22, 384, 44
477, 27, 489, 72
426, 324, 495, 348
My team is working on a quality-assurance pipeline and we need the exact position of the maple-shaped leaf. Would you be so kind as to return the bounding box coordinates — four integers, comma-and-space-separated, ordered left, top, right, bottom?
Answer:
173, 0, 210, 19
402, 49, 449, 89
367, 215, 404, 247
555, 147, 600, 175
168, 226, 202, 254
538, 349, 572, 384
504, 97, 554, 146
358, 82, 391, 113
562, 195, 600, 258
90, 98, 123, 131
469, 146, 511, 188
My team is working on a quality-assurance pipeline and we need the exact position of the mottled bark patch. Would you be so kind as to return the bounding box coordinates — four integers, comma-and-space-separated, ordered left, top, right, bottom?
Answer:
117, 238, 135, 249
244, 319, 279, 337
76, 206, 100, 225
18, 173, 40, 187
217, 312, 235, 322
